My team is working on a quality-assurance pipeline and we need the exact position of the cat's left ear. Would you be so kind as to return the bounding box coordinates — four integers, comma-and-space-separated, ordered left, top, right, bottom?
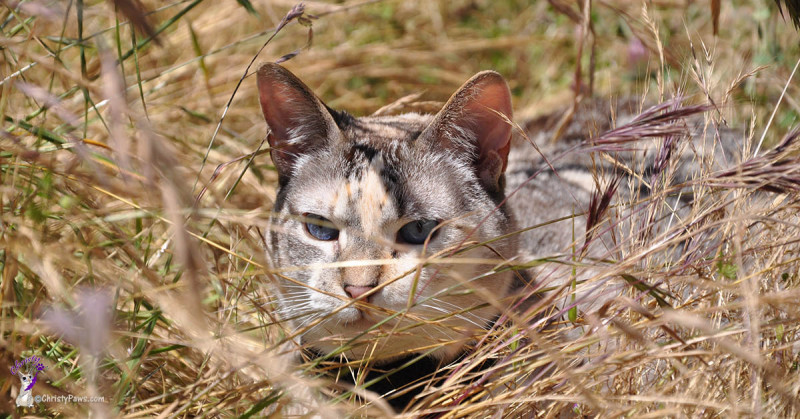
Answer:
422, 71, 513, 192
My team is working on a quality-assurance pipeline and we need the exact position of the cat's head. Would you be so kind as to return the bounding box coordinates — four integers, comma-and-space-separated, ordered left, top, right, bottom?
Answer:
258, 64, 518, 362
18, 372, 32, 385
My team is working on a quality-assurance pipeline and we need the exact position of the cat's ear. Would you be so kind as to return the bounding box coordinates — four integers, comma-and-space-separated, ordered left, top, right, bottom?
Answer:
422, 71, 513, 192
257, 63, 339, 180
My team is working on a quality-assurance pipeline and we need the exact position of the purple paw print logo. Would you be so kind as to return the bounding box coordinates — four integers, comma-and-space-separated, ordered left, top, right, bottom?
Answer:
10, 355, 46, 408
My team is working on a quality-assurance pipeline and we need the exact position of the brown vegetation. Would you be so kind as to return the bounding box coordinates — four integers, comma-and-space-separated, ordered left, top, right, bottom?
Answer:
1, 0, 799, 417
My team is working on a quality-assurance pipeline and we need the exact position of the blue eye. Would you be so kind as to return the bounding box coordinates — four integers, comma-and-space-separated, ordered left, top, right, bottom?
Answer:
304, 214, 339, 241
398, 220, 439, 245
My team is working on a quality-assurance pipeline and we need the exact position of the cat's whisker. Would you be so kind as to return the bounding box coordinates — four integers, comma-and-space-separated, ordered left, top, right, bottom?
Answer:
292, 313, 326, 334
276, 304, 316, 316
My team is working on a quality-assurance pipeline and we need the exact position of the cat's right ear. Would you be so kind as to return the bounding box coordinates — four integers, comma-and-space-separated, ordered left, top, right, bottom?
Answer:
420, 71, 513, 194
257, 63, 339, 180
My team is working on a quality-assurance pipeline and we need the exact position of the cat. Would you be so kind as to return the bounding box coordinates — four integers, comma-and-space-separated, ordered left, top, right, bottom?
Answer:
256, 63, 742, 411
16, 371, 35, 408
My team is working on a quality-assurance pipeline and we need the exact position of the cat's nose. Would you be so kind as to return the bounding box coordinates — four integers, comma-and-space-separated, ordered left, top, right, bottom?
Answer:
344, 285, 374, 299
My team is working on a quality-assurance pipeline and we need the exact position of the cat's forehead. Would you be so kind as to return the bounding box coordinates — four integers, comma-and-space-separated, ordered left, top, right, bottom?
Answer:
285, 112, 466, 221
331, 112, 435, 177
286, 112, 434, 185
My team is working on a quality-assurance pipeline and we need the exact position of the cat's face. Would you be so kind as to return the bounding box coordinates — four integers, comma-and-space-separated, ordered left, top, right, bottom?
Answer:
19, 372, 31, 386
258, 64, 517, 362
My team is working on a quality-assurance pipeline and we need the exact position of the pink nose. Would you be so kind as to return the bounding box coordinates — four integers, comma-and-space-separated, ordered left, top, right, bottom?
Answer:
345, 285, 374, 299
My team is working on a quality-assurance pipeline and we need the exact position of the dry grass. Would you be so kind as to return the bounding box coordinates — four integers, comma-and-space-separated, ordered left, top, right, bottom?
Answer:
1, 0, 800, 417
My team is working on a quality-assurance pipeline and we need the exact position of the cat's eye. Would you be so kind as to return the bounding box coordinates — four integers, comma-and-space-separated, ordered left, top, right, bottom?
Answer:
397, 220, 439, 245
303, 214, 339, 241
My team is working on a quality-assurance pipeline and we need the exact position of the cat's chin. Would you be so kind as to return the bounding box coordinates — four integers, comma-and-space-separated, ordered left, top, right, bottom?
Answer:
299, 307, 486, 363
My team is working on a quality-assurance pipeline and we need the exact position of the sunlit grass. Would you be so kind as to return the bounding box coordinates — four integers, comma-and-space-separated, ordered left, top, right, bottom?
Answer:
1, 0, 800, 417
